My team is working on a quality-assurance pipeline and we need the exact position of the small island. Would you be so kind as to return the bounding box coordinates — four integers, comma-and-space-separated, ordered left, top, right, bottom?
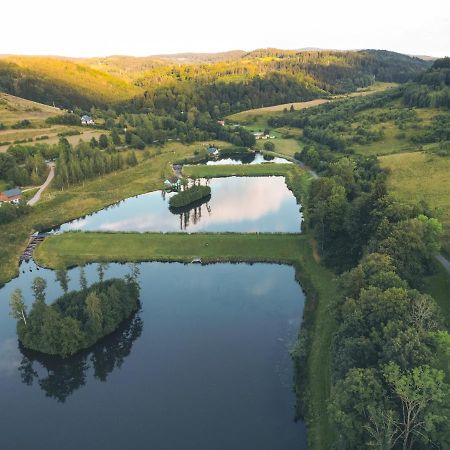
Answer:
169, 184, 211, 209
10, 274, 140, 358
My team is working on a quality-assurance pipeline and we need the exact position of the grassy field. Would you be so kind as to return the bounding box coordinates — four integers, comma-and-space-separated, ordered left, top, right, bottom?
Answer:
34, 230, 338, 450
380, 151, 450, 256
254, 138, 304, 157
0, 92, 62, 127
226, 82, 396, 125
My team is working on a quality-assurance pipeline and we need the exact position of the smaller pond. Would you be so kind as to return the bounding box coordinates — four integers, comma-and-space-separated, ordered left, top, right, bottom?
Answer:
206, 153, 292, 165
57, 176, 302, 233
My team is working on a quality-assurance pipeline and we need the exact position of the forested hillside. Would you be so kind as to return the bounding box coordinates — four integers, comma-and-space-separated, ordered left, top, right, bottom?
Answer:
0, 56, 141, 109
0, 50, 430, 115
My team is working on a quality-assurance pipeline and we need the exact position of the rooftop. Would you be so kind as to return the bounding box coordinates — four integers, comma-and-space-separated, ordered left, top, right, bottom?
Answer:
2, 187, 22, 198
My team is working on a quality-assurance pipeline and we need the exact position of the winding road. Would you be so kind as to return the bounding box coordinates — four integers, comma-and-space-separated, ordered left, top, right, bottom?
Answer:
27, 162, 55, 206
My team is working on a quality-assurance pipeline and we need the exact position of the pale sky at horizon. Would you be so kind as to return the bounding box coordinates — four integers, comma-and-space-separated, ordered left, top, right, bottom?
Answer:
1, 0, 449, 58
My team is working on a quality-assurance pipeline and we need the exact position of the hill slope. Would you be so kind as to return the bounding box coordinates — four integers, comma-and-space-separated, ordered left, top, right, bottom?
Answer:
0, 56, 141, 109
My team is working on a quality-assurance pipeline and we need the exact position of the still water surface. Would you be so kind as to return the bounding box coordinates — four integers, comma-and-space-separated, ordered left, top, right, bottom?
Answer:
206, 153, 292, 165
0, 261, 307, 450
58, 176, 302, 233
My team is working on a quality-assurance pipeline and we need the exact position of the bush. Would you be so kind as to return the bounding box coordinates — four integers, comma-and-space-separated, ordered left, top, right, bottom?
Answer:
11, 119, 32, 129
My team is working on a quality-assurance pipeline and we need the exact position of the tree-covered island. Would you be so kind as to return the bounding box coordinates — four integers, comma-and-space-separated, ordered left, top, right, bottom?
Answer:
10, 270, 140, 358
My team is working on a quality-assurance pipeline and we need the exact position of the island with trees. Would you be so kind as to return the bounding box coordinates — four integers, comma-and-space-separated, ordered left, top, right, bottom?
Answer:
168, 184, 211, 209
10, 271, 140, 358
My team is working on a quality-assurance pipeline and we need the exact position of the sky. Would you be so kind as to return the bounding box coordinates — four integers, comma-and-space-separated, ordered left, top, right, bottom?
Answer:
1, 0, 449, 57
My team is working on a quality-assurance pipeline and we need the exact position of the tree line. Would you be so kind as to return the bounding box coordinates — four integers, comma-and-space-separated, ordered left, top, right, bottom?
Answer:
299, 145, 449, 447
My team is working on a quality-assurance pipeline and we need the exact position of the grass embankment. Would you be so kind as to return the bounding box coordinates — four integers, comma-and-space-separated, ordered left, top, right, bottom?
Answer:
34, 230, 338, 449
183, 162, 295, 178
0, 142, 197, 286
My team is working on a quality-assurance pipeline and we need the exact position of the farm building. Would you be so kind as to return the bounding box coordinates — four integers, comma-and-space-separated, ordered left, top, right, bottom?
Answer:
81, 115, 95, 125
0, 187, 22, 204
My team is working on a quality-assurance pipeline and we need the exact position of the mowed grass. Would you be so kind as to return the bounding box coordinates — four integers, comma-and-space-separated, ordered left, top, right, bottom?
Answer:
257, 138, 303, 157
34, 229, 338, 450
380, 151, 450, 256
182, 162, 296, 178
34, 232, 308, 267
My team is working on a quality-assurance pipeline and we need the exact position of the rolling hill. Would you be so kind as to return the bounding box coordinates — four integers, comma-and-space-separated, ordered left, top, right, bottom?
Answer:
0, 49, 431, 114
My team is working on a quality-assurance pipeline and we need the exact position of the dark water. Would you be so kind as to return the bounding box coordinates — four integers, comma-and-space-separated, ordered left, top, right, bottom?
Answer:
0, 261, 307, 450
58, 176, 302, 233
206, 153, 292, 165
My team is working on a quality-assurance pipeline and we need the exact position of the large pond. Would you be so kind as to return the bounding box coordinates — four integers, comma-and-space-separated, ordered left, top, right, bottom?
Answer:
58, 176, 302, 233
0, 261, 307, 450
206, 153, 292, 165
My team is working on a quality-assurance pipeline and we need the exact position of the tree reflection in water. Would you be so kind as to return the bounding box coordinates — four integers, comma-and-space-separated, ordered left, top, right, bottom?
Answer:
18, 312, 143, 402
169, 195, 212, 230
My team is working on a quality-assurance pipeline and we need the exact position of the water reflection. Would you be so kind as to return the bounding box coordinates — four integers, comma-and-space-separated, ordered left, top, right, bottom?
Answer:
58, 177, 302, 233
18, 313, 143, 402
205, 153, 292, 165
169, 195, 212, 230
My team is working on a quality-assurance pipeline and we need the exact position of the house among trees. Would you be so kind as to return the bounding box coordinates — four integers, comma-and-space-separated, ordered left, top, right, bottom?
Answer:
164, 177, 181, 191
207, 146, 220, 157
217, 120, 225, 126
0, 187, 22, 204
81, 115, 95, 125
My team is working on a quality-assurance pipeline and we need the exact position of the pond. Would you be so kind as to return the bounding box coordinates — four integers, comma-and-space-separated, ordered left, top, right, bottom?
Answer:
57, 176, 302, 233
0, 261, 307, 450
206, 153, 292, 165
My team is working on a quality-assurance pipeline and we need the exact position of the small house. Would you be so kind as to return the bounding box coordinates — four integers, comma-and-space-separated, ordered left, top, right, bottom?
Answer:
81, 115, 95, 126
207, 146, 219, 157
217, 120, 225, 126
0, 187, 22, 204
164, 177, 181, 190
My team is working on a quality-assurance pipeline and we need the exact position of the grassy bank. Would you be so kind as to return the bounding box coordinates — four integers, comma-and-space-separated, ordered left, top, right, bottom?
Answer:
182, 162, 296, 178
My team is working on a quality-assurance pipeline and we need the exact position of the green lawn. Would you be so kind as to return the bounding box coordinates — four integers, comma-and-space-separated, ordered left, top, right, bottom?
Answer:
256, 138, 303, 157
34, 230, 338, 450
182, 162, 295, 178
